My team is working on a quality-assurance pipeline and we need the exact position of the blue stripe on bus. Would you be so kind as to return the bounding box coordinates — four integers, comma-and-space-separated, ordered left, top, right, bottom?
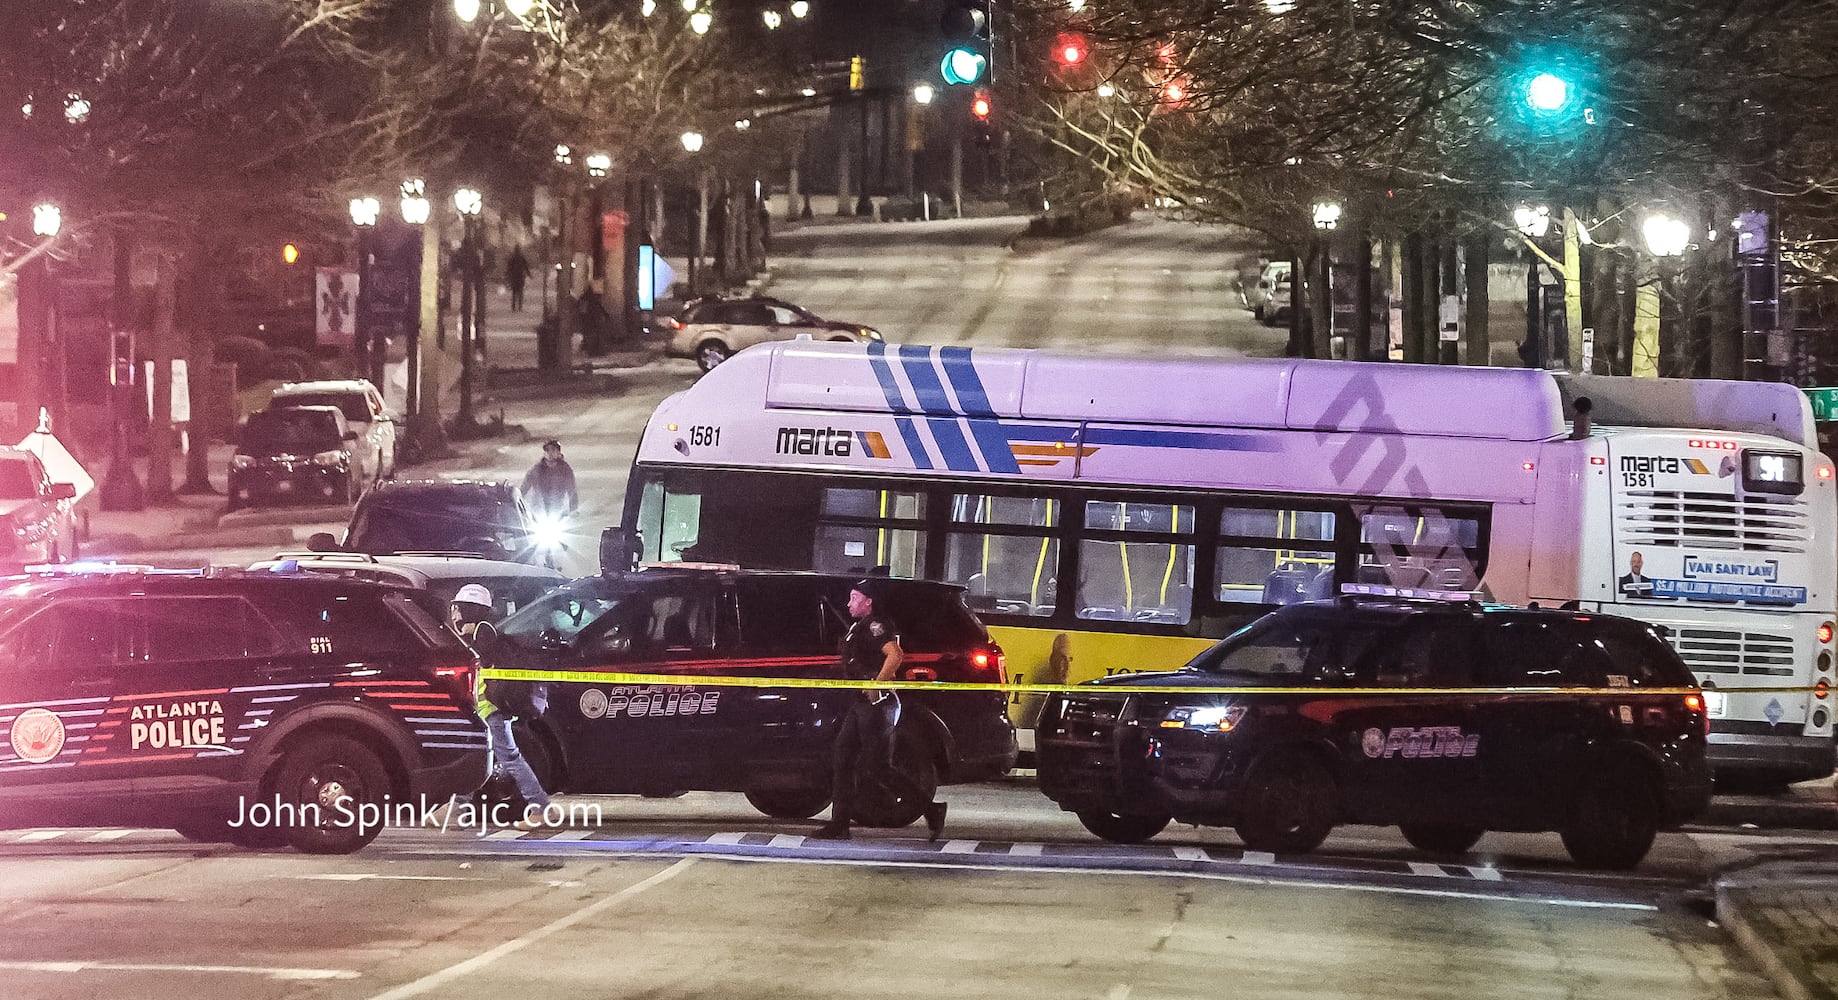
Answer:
938, 347, 996, 417
1081, 427, 1281, 452
926, 417, 979, 471
966, 419, 1021, 473
894, 417, 934, 470
898, 345, 954, 413
866, 342, 912, 413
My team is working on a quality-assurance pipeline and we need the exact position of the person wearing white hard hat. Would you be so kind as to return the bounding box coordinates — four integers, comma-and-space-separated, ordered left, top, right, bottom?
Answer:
450, 584, 554, 830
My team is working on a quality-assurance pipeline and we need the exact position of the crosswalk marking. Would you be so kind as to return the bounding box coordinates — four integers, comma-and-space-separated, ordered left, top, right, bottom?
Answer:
1407, 861, 1452, 878
481, 830, 528, 841
1238, 851, 1276, 866
545, 830, 595, 842
1171, 846, 1210, 862
1466, 866, 1505, 882
705, 832, 747, 846
940, 840, 979, 854
767, 834, 805, 849
17, 831, 64, 842
1008, 843, 1043, 857
83, 830, 132, 842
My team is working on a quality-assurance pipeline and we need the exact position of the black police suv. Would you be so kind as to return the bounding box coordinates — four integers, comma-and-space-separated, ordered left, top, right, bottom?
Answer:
479, 567, 1017, 826
313, 480, 545, 564
0, 571, 488, 853
1037, 596, 1712, 870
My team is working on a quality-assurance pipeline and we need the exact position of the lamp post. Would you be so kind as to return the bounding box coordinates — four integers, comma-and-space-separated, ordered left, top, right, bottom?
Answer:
1641, 212, 1690, 378
349, 196, 381, 391
1514, 203, 1552, 369
682, 132, 705, 292
453, 187, 483, 429
398, 180, 430, 423
1310, 200, 1341, 358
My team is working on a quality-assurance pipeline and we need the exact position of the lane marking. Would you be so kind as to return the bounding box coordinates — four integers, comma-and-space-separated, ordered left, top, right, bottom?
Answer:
1467, 866, 1505, 882
482, 830, 528, 842
364, 858, 695, 1000
17, 831, 64, 843
1407, 862, 1451, 878
767, 835, 805, 849
84, 830, 132, 842
545, 830, 595, 842
1239, 851, 1276, 866
940, 840, 979, 855
679, 851, 1655, 911
1008, 844, 1043, 857
289, 874, 481, 883
0, 960, 358, 981
1171, 846, 1209, 862
705, 833, 747, 846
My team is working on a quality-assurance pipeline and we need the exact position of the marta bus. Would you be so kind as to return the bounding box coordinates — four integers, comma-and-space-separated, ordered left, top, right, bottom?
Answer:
612, 340, 1836, 785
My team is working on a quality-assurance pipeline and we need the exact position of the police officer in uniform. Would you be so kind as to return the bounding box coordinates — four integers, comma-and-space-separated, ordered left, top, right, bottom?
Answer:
812, 579, 948, 841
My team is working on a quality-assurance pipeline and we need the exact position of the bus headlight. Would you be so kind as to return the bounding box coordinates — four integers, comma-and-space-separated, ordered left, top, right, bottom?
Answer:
1160, 705, 1246, 732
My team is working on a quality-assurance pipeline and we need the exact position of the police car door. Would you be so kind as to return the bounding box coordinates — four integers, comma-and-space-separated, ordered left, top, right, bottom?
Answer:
1341, 617, 1487, 824
0, 599, 125, 822
1470, 616, 1613, 827
574, 586, 723, 791
109, 596, 279, 798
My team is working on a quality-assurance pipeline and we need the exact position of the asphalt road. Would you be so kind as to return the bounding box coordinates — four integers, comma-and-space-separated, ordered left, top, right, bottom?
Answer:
2, 783, 1812, 1000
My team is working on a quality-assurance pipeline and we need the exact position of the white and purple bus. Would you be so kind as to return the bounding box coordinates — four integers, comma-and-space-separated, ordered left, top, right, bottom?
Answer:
617, 341, 1836, 784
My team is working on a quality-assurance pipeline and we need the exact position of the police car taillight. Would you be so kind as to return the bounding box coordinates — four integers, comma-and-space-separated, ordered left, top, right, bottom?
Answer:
432, 662, 478, 710
1683, 693, 1711, 736
970, 644, 1007, 684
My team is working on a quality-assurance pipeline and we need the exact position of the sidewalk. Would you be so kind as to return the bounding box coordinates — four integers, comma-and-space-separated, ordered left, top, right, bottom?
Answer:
1704, 778, 1838, 831
1718, 856, 1838, 1000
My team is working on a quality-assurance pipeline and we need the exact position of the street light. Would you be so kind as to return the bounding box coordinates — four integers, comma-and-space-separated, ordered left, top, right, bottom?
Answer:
641, 0, 656, 14
400, 178, 431, 225
1263, 0, 1295, 12
1643, 213, 1690, 257
453, 187, 483, 216
913, 83, 935, 105
504, 0, 536, 16
689, 9, 712, 33
681, 130, 705, 153
734, 118, 752, 131
1513, 203, 1551, 238
554, 144, 572, 165
1524, 72, 1573, 115
790, 0, 809, 16
349, 196, 381, 228
1312, 200, 1342, 231
763, 9, 782, 29
454, 0, 480, 22
453, 188, 484, 429
585, 153, 611, 178
680, 0, 696, 9
1096, 82, 1116, 98
31, 203, 61, 238
63, 94, 89, 124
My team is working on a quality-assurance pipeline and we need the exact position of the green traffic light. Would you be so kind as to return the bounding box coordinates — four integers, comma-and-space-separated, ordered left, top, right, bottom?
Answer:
1524, 72, 1574, 115
941, 47, 987, 86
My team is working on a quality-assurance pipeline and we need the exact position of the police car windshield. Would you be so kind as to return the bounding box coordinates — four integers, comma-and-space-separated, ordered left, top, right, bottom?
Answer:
1185, 610, 1386, 681
497, 586, 625, 647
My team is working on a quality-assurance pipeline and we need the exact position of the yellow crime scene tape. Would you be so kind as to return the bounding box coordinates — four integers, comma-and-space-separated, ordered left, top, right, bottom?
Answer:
478, 667, 1821, 699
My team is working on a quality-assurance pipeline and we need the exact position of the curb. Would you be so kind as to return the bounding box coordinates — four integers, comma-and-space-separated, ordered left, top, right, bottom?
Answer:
1702, 792, 1838, 831
88, 523, 324, 557
1715, 882, 1818, 1000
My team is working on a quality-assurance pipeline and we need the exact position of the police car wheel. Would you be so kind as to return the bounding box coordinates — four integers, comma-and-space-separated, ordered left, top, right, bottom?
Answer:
1075, 810, 1171, 844
745, 786, 833, 820
271, 735, 392, 855
1234, 752, 1336, 855
1398, 822, 1484, 856
853, 731, 940, 828
1560, 762, 1659, 871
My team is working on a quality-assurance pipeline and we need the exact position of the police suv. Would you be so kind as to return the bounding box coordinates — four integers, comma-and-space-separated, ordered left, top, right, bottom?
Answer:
0, 570, 488, 853
478, 567, 1017, 826
1037, 590, 1713, 869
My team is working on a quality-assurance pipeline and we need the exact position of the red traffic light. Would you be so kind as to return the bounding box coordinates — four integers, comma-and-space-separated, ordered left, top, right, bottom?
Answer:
1055, 33, 1088, 65
971, 90, 991, 120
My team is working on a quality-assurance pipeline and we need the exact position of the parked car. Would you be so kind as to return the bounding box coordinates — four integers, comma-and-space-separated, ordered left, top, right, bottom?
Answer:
1037, 592, 1712, 869
1248, 260, 1292, 322
0, 449, 78, 572
268, 379, 396, 485
659, 295, 882, 372
310, 479, 553, 564
249, 551, 566, 622
480, 567, 1017, 826
0, 568, 488, 853
228, 405, 360, 511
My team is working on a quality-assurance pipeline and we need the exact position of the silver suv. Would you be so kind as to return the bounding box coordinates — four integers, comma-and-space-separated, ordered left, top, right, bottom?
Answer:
268, 379, 396, 487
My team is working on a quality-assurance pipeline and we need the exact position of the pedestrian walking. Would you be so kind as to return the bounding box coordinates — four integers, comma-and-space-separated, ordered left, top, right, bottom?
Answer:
450, 584, 554, 830
520, 439, 579, 521
507, 245, 531, 312
812, 579, 948, 842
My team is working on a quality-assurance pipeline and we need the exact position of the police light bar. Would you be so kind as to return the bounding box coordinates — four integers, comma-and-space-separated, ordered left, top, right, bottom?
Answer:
26, 562, 160, 575
1339, 583, 1480, 602
637, 561, 743, 572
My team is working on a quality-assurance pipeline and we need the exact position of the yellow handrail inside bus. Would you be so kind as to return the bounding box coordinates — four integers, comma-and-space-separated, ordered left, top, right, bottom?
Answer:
1160, 504, 1180, 605
1031, 498, 1053, 607
1119, 502, 1134, 610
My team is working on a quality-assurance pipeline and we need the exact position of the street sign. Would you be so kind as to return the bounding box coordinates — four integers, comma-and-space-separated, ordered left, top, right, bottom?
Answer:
1804, 386, 1838, 421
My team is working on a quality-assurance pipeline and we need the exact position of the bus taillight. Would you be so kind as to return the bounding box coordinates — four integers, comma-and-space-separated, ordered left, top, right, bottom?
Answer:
1817, 679, 1831, 701
1819, 621, 1834, 644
